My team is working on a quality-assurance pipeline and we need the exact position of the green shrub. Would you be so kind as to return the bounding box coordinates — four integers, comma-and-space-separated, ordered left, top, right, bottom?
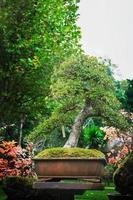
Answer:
3, 176, 37, 188
113, 152, 133, 195
83, 125, 105, 148
2, 176, 55, 200
3, 176, 37, 200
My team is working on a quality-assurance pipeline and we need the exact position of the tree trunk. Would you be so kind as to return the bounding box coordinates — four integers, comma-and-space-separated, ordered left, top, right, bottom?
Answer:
64, 103, 93, 147
19, 116, 25, 147
62, 125, 66, 138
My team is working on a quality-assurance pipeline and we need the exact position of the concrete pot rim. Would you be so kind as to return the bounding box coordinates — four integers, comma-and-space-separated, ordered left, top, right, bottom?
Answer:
33, 157, 106, 165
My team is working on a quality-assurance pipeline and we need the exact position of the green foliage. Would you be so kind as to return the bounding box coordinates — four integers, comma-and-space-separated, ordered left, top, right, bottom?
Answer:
126, 79, 133, 112
115, 80, 128, 108
83, 125, 105, 148
76, 186, 115, 200
0, 186, 7, 200
3, 176, 37, 188
115, 79, 133, 112
28, 100, 78, 141
113, 152, 133, 195
44, 129, 67, 148
50, 55, 128, 129
35, 147, 105, 158
0, 0, 81, 137
3, 176, 38, 200
29, 55, 129, 141
103, 164, 115, 184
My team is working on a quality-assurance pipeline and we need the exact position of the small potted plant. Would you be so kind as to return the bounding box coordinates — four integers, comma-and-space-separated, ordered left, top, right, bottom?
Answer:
33, 147, 106, 180
108, 152, 133, 200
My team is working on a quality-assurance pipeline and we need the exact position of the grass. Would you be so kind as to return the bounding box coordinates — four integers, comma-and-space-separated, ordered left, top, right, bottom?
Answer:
75, 186, 115, 200
0, 186, 7, 200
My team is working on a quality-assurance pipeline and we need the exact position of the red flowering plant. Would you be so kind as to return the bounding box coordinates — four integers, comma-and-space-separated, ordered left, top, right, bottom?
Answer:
0, 141, 35, 179
101, 126, 133, 169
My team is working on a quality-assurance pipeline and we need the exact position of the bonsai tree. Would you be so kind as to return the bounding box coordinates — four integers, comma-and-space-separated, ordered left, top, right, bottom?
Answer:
33, 147, 106, 181
113, 152, 133, 196
29, 55, 129, 147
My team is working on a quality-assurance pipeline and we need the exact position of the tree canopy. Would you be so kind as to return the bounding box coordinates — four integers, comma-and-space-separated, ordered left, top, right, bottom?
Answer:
0, 1, 131, 148
29, 55, 129, 146
126, 79, 133, 112
0, 0, 81, 141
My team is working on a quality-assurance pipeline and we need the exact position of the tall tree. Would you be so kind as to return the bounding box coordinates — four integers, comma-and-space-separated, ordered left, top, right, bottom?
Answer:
115, 79, 133, 113
29, 55, 129, 146
126, 79, 133, 112
0, 0, 81, 141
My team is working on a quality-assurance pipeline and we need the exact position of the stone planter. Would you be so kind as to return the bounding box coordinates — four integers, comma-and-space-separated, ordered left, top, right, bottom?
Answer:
33, 158, 106, 179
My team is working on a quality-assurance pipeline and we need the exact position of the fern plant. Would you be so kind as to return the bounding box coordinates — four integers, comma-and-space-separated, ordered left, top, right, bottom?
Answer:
83, 125, 106, 148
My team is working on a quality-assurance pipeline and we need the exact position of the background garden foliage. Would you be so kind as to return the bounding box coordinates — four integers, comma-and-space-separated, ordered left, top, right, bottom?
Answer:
0, 0, 81, 144
0, 0, 132, 149
0, 0, 132, 189
0, 2, 133, 200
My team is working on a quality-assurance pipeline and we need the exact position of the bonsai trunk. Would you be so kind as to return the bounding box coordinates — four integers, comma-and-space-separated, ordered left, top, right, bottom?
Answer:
64, 103, 93, 147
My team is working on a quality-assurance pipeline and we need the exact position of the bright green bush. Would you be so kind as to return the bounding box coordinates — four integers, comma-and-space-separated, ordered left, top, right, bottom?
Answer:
83, 125, 105, 148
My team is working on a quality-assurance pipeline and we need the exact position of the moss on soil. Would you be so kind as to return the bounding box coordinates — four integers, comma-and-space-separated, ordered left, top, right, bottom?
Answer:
35, 147, 105, 159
